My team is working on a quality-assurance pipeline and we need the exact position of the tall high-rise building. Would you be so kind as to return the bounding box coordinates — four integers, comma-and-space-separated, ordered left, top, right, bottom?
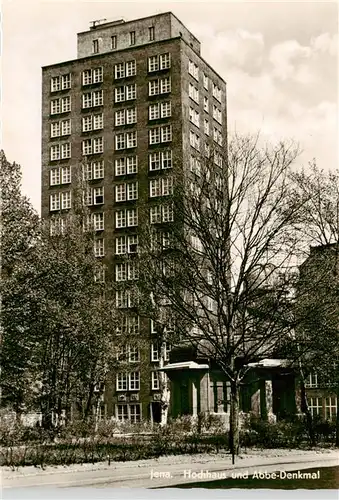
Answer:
41, 12, 227, 422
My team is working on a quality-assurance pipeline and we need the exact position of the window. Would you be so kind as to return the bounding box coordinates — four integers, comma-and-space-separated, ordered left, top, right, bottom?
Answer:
82, 67, 103, 85
50, 168, 60, 186
82, 137, 103, 155
129, 31, 136, 46
309, 398, 322, 417
129, 345, 140, 362
115, 182, 138, 202
150, 206, 162, 224
213, 127, 223, 146
116, 263, 127, 281
51, 76, 61, 92
151, 344, 159, 362
115, 156, 138, 176
149, 101, 171, 120
116, 404, 141, 422
116, 290, 133, 308
149, 152, 160, 171
213, 83, 222, 102
151, 371, 159, 390
150, 204, 173, 223
92, 39, 99, 54
204, 96, 209, 112
61, 191, 71, 209
162, 150, 172, 169
126, 60, 136, 77
148, 52, 171, 72
149, 26, 155, 41
126, 83, 136, 99
128, 235, 138, 253
51, 99, 60, 115
51, 122, 60, 138
149, 77, 171, 96
188, 60, 199, 80
305, 373, 318, 388
115, 208, 138, 228
204, 119, 210, 136
214, 151, 223, 167
189, 107, 200, 127
115, 132, 137, 150
50, 143, 71, 160
149, 177, 173, 197
51, 120, 71, 138
85, 187, 104, 205
115, 62, 125, 79
190, 130, 200, 151
115, 236, 126, 255
82, 113, 103, 131
51, 96, 71, 115
189, 83, 199, 104
82, 90, 103, 108
50, 193, 60, 211
129, 371, 139, 390
213, 105, 222, 124
149, 125, 172, 145
203, 73, 209, 90
111, 35, 117, 49
83, 160, 104, 180
61, 166, 71, 184
205, 143, 211, 158
160, 53, 171, 70
325, 397, 337, 420
116, 373, 128, 391
128, 262, 139, 281
94, 238, 104, 257
93, 212, 104, 231
115, 108, 137, 126
190, 155, 201, 176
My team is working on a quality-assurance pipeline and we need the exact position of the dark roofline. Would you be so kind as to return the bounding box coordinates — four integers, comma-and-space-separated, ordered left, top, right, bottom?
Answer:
41, 36, 226, 84
77, 11, 200, 45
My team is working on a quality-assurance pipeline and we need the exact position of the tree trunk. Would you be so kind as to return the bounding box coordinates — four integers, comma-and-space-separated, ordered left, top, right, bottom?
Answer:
335, 384, 339, 447
159, 341, 170, 426
299, 378, 316, 446
229, 379, 240, 465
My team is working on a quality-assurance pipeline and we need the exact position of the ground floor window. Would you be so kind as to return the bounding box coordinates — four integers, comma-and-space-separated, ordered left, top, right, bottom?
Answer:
116, 403, 141, 422
325, 397, 337, 421
308, 397, 322, 417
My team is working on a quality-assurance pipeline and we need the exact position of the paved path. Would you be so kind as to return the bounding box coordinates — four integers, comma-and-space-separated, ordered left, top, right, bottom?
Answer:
2, 450, 338, 489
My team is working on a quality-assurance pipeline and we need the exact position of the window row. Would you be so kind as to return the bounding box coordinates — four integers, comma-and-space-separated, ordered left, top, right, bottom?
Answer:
83, 160, 104, 180
51, 119, 71, 137
50, 191, 71, 211
149, 125, 172, 144
50, 142, 71, 160
115, 262, 139, 282
116, 208, 138, 228
115, 182, 138, 202
150, 204, 174, 224
149, 77, 171, 96
115, 235, 138, 255
82, 137, 104, 155
50, 166, 71, 186
51, 74, 71, 92
149, 177, 173, 197
51, 96, 71, 115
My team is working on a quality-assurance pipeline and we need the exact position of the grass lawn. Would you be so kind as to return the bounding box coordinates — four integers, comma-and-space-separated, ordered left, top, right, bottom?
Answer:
170, 466, 339, 489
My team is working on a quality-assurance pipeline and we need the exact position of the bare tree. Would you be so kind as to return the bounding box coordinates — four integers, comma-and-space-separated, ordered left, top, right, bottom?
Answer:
138, 133, 304, 461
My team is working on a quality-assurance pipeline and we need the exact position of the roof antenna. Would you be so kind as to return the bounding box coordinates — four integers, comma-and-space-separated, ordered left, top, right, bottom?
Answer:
90, 19, 107, 29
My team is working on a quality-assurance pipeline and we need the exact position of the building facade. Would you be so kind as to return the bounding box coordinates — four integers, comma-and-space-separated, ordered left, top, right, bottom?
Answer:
41, 12, 227, 423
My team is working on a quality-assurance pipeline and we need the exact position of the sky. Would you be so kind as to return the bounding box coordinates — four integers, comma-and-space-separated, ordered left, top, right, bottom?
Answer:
1, 0, 338, 213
